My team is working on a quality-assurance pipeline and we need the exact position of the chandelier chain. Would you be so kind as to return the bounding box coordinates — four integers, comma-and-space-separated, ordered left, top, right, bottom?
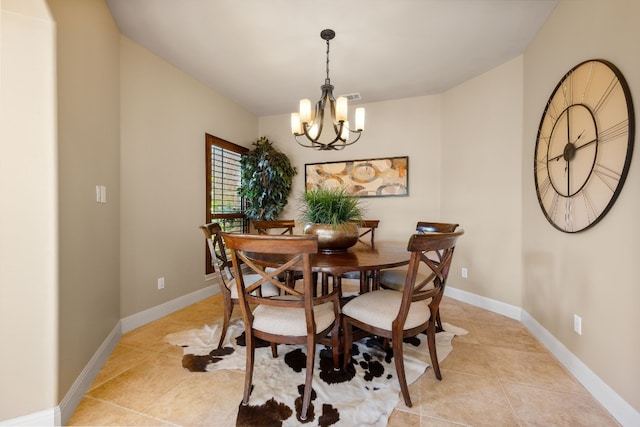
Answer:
325, 38, 331, 84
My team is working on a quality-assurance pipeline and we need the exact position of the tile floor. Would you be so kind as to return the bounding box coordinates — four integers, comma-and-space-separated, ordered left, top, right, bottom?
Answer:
68, 295, 619, 426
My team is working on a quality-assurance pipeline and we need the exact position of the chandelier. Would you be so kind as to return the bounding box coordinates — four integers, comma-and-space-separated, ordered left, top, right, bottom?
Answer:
291, 29, 365, 150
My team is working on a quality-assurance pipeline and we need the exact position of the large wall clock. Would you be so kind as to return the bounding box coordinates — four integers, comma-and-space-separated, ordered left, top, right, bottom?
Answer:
534, 59, 635, 233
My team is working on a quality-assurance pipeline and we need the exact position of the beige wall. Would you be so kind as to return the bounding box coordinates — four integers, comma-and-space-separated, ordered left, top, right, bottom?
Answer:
441, 57, 524, 306
0, 0, 58, 420
259, 95, 443, 242
119, 36, 258, 317
47, 0, 122, 403
523, 0, 640, 411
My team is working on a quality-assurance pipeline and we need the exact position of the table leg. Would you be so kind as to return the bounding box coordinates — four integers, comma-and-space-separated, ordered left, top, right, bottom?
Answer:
370, 269, 380, 290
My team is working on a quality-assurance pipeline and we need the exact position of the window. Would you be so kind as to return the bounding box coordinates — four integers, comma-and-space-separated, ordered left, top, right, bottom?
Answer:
205, 133, 248, 273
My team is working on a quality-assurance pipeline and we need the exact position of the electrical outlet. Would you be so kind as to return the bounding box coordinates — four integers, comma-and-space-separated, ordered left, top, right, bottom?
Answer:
461, 267, 468, 279
573, 314, 582, 335
157, 277, 165, 290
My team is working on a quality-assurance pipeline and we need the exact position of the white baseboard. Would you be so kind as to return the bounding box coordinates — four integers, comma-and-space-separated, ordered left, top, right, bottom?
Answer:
57, 321, 122, 425
444, 286, 523, 320
521, 311, 640, 427
445, 286, 640, 427
53, 285, 219, 426
0, 408, 57, 426
121, 284, 219, 333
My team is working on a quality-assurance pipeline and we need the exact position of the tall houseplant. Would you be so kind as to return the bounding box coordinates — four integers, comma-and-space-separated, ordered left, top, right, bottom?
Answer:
238, 137, 297, 221
299, 187, 363, 252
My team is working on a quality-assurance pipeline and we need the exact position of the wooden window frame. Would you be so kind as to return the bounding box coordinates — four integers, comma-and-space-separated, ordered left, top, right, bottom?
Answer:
205, 133, 249, 274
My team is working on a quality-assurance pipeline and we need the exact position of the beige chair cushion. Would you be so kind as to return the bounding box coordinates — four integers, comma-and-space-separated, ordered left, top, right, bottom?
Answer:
379, 269, 429, 291
228, 274, 280, 299
342, 289, 431, 331
252, 301, 336, 336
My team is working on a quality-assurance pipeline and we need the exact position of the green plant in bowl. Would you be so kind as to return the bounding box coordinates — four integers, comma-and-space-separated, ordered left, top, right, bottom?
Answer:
299, 187, 363, 227
299, 188, 363, 252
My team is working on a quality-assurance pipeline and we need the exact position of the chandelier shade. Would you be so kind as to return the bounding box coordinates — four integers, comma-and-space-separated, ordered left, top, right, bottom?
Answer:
291, 29, 365, 151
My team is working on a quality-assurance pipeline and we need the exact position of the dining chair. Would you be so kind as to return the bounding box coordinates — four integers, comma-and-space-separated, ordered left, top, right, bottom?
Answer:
252, 219, 296, 235
336, 219, 381, 296
221, 232, 341, 421
357, 219, 380, 246
341, 230, 463, 407
379, 221, 459, 331
199, 223, 280, 348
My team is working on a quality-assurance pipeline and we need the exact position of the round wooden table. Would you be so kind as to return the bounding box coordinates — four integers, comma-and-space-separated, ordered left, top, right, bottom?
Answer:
251, 241, 410, 294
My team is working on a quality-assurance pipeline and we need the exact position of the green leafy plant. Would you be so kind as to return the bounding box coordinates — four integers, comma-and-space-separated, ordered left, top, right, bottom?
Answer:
299, 187, 363, 227
238, 137, 297, 220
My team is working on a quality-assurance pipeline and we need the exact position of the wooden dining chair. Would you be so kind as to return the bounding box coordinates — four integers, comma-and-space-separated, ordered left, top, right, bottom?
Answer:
379, 221, 459, 331
199, 223, 280, 348
342, 230, 463, 407
221, 232, 341, 421
336, 219, 381, 296
252, 219, 296, 235
357, 219, 380, 246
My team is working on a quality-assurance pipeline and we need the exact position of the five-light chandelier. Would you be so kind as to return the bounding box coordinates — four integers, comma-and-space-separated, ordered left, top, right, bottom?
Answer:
291, 29, 365, 150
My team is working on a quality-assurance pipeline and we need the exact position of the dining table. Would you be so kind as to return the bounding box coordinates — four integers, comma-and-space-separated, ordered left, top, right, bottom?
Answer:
250, 240, 411, 294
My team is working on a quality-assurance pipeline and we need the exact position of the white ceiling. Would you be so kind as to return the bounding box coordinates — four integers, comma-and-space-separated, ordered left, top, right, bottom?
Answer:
105, 0, 558, 117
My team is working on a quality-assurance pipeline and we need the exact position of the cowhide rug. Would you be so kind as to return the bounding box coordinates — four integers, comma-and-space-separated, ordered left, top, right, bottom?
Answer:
165, 319, 466, 427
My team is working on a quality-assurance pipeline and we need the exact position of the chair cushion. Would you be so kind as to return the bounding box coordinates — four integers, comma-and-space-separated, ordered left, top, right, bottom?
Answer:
252, 302, 336, 336
228, 274, 280, 299
379, 269, 428, 291
342, 289, 431, 331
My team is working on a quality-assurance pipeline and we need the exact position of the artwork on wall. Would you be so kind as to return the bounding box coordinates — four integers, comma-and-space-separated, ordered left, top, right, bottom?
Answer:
305, 156, 409, 197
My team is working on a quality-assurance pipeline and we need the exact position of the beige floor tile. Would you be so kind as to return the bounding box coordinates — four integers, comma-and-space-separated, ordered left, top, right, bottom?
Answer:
402, 370, 520, 426
88, 354, 192, 413
145, 370, 244, 427
470, 320, 547, 353
439, 341, 495, 377
502, 382, 619, 426
89, 344, 157, 390
67, 396, 174, 426
483, 346, 587, 394
388, 408, 421, 426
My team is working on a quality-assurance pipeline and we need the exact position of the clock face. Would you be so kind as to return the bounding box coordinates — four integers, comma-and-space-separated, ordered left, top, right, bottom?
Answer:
534, 59, 635, 233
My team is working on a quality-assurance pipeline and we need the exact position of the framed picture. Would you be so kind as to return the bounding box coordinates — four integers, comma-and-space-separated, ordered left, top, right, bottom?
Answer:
305, 156, 409, 197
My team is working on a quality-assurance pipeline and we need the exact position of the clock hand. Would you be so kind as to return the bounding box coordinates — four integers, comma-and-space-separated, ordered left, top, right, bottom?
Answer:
549, 132, 592, 162
574, 137, 597, 151
572, 130, 585, 144
550, 152, 564, 162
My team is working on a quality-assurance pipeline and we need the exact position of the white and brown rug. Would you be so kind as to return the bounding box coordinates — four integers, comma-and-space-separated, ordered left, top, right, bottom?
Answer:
165, 319, 465, 427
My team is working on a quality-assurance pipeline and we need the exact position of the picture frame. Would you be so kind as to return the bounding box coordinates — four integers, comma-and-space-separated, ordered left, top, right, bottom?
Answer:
305, 156, 409, 198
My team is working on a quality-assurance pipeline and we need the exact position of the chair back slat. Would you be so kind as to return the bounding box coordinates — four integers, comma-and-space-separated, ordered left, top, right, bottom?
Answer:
357, 219, 380, 245
221, 233, 327, 306
416, 221, 459, 233
200, 223, 233, 280
398, 230, 463, 321
252, 220, 296, 235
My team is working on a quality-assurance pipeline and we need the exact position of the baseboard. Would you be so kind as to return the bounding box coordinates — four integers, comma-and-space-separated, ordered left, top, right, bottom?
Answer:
446, 286, 640, 426
121, 284, 219, 333
0, 408, 57, 426
55, 285, 219, 426
444, 286, 522, 320
58, 321, 122, 425
521, 311, 640, 426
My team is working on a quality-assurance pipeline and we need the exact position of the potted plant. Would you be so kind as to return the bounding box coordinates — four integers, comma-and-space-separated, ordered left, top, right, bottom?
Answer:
299, 187, 364, 252
238, 137, 297, 221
